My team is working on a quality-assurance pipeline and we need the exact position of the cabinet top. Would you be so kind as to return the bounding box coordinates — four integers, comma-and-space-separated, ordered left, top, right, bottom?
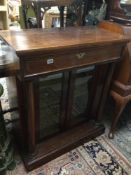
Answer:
0, 26, 129, 56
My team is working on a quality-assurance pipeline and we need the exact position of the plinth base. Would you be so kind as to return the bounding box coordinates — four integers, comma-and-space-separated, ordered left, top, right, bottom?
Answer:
22, 121, 105, 171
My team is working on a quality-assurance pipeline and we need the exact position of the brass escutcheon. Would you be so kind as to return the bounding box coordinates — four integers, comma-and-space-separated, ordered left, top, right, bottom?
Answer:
76, 52, 86, 59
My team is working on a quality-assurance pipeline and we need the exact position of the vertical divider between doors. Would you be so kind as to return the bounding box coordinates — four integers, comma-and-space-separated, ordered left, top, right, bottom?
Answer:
60, 71, 69, 130
60, 70, 76, 130
65, 70, 76, 128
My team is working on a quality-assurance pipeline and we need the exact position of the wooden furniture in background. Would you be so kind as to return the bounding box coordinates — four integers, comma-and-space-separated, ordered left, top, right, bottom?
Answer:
44, 9, 66, 28
109, 0, 131, 25
21, 0, 74, 28
99, 21, 131, 138
0, 26, 128, 171
0, 0, 8, 30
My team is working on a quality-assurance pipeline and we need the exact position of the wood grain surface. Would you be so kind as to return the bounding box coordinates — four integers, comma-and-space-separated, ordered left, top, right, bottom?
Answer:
0, 26, 129, 56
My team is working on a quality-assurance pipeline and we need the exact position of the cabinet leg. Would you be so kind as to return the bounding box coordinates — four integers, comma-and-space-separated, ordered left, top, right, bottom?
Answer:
108, 91, 128, 139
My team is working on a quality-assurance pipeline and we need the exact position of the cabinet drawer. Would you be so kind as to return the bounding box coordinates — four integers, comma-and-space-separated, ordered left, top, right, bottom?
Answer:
23, 45, 122, 78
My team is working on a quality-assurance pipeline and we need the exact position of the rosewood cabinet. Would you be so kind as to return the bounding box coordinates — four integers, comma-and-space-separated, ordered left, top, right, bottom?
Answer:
0, 26, 128, 171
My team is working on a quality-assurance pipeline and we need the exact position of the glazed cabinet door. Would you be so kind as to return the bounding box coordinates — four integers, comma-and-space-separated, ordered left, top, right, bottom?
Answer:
38, 72, 63, 140
66, 66, 95, 127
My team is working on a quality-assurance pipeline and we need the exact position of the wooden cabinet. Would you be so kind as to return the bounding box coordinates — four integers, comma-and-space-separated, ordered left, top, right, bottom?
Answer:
0, 0, 8, 30
0, 26, 128, 171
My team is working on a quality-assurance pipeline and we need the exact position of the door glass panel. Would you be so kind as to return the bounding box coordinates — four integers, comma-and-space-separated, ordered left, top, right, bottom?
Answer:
71, 66, 95, 126
39, 73, 62, 140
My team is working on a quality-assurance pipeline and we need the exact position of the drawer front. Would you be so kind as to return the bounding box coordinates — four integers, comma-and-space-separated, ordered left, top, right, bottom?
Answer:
23, 45, 122, 78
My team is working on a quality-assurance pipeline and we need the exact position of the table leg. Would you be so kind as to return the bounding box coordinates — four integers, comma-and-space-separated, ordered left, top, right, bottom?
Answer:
59, 6, 65, 27
22, 3, 28, 28
108, 91, 129, 139
35, 2, 42, 28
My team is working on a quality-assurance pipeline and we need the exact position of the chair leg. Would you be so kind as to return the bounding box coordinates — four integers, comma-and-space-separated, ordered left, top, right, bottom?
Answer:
108, 91, 128, 139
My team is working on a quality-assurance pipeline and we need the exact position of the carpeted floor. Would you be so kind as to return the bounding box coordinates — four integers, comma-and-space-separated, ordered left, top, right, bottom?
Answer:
104, 99, 131, 163
7, 100, 131, 175
6, 135, 131, 175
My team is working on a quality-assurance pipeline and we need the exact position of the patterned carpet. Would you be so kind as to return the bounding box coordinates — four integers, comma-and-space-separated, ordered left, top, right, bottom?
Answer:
6, 135, 131, 175
104, 99, 131, 163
